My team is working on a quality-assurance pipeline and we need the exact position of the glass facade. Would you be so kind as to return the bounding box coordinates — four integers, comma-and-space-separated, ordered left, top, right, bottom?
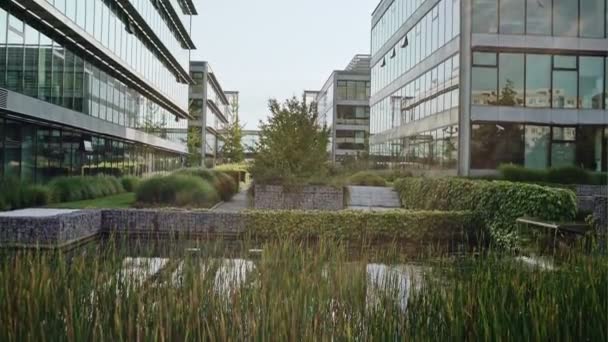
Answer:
43, 0, 190, 110
473, 0, 607, 38
372, 0, 460, 94
371, 125, 459, 170
370, 0, 460, 169
0, 115, 182, 182
473, 51, 608, 109
472, 123, 607, 171
0, 6, 188, 142
0, 1, 194, 181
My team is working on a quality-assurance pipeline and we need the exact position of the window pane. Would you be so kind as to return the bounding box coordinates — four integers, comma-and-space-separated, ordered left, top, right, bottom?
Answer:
554, 55, 576, 69
525, 125, 550, 169
576, 126, 604, 171
472, 67, 497, 105
498, 53, 524, 106
525, 54, 551, 108
526, 0, 551, 35
579, 57, 604, 109
471, 123, 524, 169
473, 0, 498, 33
580, 0, 605, 38
551, 143, 576, 167
473, 52, 496, 66
499, 0, 525, 34
553, 0, 578, 37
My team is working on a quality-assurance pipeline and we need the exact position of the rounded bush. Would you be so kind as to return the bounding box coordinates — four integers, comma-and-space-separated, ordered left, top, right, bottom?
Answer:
173, 168, 217, 183
120, 176, 141, 192
214, 172, 238, 201
48, 176, 124, 203
24, 185, 51, 207
136, 175, 219, 208
348, 172, 387, 187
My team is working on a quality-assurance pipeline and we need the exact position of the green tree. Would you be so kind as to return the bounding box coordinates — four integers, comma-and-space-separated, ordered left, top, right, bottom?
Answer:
497, 79, 518, 106
251, 96, 330, 184
187, 126, 203, 166
220, 116, 245, 164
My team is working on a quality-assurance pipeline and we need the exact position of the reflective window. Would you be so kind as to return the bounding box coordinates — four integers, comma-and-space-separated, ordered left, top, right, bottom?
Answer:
525, 54, 551, 108
581, 0, 605, 38
498, 53, 524, 106
472, 52, 498, 105
525, 125, 550, 169
553, 56, 578, 109
527, 0, 551, 35
579, 57, 604, 109
471, 123, 524, 169
500, 0, 525, 34
553, 0, 578, 37
473, 0, 498, 33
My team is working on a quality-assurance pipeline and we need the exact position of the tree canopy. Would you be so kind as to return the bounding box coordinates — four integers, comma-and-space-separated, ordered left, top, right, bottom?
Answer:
251, 96, 330, 184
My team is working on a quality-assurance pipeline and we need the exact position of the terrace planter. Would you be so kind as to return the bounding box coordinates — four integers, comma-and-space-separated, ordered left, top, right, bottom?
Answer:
253, 184, 345, 211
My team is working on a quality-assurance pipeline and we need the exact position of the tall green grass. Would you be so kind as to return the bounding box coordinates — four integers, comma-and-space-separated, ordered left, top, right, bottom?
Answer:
0, 239, 605, 341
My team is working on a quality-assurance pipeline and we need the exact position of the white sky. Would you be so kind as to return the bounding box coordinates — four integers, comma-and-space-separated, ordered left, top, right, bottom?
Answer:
190, 0, 378, 129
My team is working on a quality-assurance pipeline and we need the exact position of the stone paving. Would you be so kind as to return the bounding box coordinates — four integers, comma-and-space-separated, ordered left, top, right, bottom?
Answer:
347, 186, 401, 211
212, 190, 249, 212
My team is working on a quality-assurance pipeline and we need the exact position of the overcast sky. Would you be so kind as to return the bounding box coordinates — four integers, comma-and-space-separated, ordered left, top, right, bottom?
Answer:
190, 0, 378, 129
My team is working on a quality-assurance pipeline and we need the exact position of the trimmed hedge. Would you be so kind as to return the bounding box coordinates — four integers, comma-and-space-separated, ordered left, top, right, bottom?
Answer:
246, 210, 481, 243
48, 176, 124, 203
499, 164, 606, 185
348, 172, 387, 187
135, 174, 219, 208
394, 177, 578, 248
0, 179, 51, 210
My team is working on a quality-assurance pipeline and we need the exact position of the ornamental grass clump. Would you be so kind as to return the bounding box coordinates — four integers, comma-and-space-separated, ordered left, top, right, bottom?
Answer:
135, 174, 219, 208
0, 178, 51, 210
348, 171, 387, 187
0, 238, 605, 340
48, 176, 124, 203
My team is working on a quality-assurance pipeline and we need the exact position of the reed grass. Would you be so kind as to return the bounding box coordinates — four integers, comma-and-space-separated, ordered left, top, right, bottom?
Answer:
0, 238, 605, 341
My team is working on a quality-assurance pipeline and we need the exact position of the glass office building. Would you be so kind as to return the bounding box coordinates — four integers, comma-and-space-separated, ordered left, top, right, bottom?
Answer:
0, 0, 197, 182
188, 61, 235, 167
316, 54, 371, 162
370, 0, 608, 175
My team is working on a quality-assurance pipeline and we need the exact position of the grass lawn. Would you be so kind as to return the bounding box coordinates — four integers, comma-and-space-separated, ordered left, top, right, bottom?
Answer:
47, 193, 135, 209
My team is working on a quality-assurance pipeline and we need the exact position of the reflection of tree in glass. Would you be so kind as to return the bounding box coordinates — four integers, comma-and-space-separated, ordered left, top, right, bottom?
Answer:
498, 79, 518, 106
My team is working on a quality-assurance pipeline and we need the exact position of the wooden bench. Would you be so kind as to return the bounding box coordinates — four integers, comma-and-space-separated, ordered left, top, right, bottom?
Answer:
516, 217, 591, 235
516, 217, 593, 252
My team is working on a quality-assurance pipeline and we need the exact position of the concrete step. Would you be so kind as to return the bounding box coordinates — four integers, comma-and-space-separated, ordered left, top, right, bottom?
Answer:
347, 186, 401, 209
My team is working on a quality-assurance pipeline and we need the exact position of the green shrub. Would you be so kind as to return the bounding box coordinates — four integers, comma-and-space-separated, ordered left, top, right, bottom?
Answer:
247, 210, 481, 243
499, 164, 546, 182
174, 168, 239, 201
0, 179, 51, 210
590, 172, 608, 185
394, 177, 577, 248
546, 166, 592, 185
173, 168, 218, 183
48, 176, 124, 203
348, 172, 387, 187
499, 164, 606, 185
136, 175, 219, 208
120, 176, 140, 192
214, 172, 238, 201
369, 169, 414, 182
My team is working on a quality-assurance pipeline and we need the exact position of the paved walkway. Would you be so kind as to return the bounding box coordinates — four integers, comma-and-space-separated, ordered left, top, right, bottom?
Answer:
212, 189, 249, 212
347, 186, 401, 211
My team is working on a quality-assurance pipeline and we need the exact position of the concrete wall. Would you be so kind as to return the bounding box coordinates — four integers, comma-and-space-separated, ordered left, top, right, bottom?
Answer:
253, 185, 345, 211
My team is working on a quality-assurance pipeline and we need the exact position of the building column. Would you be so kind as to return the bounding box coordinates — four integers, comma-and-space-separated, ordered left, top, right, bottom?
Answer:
458, 0, 473, 177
